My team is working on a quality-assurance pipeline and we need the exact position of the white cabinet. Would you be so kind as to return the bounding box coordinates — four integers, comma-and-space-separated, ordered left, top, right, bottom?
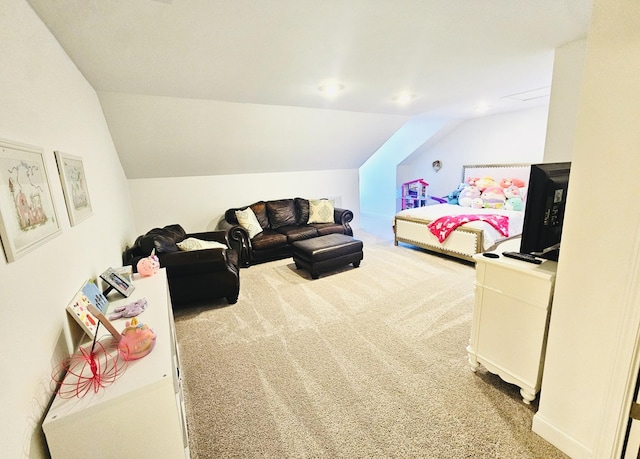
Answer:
467, 249, 557, 404
43, 269, 189, 458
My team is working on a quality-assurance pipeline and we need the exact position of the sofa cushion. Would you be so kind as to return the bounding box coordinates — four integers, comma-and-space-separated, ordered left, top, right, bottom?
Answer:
308, 199, 335, 224
235, 207, 263, 239
276, 225, 318, 243
266, 199, 297, 229
310, 223, 345, 236
294, 198, 310, 225
250, 229, 288, 251
250, 201, 270, 228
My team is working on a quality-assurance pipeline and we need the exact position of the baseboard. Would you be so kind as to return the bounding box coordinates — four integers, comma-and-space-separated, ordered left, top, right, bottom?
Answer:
532, 412, 592, 458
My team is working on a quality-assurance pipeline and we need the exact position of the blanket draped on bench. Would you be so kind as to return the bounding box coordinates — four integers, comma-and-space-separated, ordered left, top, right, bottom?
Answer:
427, 214, 509, 243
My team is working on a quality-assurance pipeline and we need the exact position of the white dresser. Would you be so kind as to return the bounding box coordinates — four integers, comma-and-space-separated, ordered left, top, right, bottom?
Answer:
43, 269, 189, 458
467, 242, 557, 404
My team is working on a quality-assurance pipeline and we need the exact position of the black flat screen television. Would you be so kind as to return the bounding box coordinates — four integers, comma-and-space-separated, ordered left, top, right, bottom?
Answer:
519, 162, 571, 261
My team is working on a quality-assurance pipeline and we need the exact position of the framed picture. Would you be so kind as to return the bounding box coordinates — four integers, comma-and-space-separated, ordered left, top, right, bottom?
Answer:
0, 138, 61, 262
66, 279, 121, 341
100, 267, 135, 298
54, 151, 92, 226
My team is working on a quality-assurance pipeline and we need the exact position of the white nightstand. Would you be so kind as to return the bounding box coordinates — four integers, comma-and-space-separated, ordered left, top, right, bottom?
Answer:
467, 241, 557, 404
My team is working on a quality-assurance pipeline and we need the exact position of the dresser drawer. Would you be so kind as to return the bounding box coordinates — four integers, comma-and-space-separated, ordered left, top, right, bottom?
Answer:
476, 262, 555, 309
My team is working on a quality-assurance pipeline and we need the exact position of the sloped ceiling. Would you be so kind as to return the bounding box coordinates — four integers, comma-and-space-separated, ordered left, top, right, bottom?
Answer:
26, 0, 593, 179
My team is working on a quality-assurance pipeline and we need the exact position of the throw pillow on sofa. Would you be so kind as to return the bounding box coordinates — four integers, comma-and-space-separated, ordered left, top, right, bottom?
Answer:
177, 237, 228, 251
266, 199, 297, 229
235, 207, 263, 238
308, 199, 334, 224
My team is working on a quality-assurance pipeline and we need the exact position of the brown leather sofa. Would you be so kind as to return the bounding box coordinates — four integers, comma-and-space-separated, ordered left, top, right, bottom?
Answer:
122, 224, 240, 305
217, 198, 354, 267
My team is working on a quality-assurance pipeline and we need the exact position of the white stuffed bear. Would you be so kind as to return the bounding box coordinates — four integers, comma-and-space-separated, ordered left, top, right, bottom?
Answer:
458, 186, 481, 207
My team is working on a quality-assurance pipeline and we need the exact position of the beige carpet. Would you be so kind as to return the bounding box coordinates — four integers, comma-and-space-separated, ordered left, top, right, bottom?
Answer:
173, 232, 567, 458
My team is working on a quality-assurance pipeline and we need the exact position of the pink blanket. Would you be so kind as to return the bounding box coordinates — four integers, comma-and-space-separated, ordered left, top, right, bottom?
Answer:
427, 214, 509, 243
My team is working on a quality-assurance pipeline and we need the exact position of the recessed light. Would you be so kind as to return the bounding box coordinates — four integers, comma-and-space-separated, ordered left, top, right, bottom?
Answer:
393, 93, 416, 104
318, 83, 344, 97
474, 102, 491, 114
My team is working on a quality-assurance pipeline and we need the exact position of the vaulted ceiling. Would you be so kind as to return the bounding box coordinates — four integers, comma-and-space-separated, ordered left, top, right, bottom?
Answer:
26, 0, 593, 179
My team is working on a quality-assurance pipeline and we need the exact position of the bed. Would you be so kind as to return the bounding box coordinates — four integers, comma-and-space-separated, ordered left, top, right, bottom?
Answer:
393, 163, 531, 262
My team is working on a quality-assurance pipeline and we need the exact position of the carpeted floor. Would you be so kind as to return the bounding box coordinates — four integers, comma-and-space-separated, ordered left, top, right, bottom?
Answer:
173, 231, 567, 458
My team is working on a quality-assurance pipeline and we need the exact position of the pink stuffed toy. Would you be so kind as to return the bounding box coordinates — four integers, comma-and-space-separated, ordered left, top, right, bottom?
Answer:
137, 250, 160, 277
481, 186, 506, 209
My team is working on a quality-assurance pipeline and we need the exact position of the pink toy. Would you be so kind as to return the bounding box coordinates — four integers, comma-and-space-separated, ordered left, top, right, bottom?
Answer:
481, 186, 506, 209
51, 337, 128, 398
137, 251, 159, 277
118, 318, 156, 361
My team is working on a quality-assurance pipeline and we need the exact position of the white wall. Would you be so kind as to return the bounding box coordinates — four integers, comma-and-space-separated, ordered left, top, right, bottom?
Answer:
98, 91, 410, 179
359, 114, 450, 220
543, 38, 588, 163
532, 0, 640, 457
400, 106, 549, 199
127, 169, 360, 236
0, 1, 136, 457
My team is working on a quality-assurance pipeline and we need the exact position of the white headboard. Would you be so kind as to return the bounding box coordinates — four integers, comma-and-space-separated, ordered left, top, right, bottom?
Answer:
463, 163, 531, 186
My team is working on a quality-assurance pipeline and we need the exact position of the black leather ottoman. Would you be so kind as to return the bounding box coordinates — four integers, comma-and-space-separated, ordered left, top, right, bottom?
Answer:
292, 233, 363, 279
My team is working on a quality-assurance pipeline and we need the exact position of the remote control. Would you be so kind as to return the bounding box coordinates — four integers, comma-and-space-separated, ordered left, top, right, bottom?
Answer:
502, 251, 542, 264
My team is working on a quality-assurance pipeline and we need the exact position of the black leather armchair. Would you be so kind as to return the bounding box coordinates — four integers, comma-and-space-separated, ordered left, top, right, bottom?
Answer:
122, 224, 240, 306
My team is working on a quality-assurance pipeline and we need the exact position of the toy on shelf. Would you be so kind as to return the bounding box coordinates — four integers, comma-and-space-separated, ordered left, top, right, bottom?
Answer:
136, 250, 160, 277
52, 336, 128, 399
108, 298, 148, 320
117, 317, 156, 361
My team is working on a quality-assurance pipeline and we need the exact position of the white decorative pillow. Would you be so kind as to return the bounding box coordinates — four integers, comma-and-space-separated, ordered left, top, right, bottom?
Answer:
177, 237, 228, 251
308, 199, 335, 224
235, 207, 263, 238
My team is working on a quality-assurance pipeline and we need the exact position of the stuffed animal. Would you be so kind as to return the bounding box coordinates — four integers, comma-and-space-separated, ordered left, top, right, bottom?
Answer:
475, 176, 497, 191
137, 250, 160, 277
481, 186, 506, 209
499, 177, 526, 189
447, 183, 467, 205
458, 185, 481, 207
511, 178, 526, 188
505, 197, 524, 211
471, 197, 484, 209
503, 185, 524, 211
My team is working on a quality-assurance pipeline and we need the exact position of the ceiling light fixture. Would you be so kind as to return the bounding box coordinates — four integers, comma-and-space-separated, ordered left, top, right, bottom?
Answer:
393, 93, 416, 104
318, 82, 344, 97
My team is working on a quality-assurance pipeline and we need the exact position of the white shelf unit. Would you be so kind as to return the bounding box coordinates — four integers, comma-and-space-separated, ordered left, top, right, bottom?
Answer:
467, 246, 557, 404
43, 269, 190, 459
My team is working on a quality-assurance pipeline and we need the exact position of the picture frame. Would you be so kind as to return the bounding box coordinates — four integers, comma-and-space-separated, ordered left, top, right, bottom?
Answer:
0, 138, 61, 262
66, 279, 121, 341
100, 267, 135, 298
54, 151, 92, 226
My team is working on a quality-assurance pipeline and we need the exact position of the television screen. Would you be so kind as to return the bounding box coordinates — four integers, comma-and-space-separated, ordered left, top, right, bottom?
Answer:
519, 162, 571, 261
